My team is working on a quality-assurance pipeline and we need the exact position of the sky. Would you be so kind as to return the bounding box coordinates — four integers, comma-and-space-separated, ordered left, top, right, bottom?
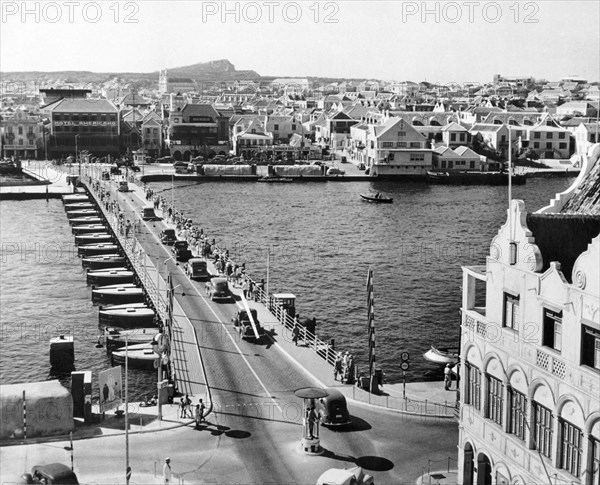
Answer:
1, 0, 599, 83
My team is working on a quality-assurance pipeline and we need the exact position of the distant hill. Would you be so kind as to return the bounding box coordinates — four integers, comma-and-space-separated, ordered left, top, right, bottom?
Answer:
1, 59, 260, 84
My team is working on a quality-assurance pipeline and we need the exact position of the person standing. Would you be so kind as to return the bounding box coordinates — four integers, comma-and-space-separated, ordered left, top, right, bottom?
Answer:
444, 363, 452, 390
199, 398, 206, 423
179, 397, 186, 419
307, 406, 318, 439
194, 404, 201, 428
334, 353, 343, 381
162, 458, 172, 484
185, 394, 192, 418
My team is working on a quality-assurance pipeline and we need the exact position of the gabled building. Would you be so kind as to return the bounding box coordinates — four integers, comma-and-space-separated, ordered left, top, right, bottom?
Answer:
442, 122, 471, 148
458, 143, 600, 485
232, 118, 273, 157
522, 115, 572, 159
0, 108, 43, 159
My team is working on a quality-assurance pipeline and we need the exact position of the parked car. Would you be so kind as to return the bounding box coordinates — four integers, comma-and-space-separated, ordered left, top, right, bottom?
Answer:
160, 228, 176, 245
172, 240, 192, 262
206, 277, 231, 302
327, 167, 345, 176
118, 181, 129, 192
317, 388, 351, 426
185, 258, 210, 280
231, 309, 263, 340
22, 463, 79, 484
101, 171, 110, 180
341, 156, 348, 163
358, 162, 366, 171
315, 466, 373, 485
128, 165, 141, 172
110, 166, 121, 175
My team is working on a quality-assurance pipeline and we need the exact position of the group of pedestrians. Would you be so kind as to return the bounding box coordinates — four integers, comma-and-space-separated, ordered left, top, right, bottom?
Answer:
179, 394, 207, 428
333, 351, 355, 384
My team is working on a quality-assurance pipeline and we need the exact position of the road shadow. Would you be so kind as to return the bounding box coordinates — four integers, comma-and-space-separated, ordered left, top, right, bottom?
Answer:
323, 415, 372, 433
356, 455, 394, 472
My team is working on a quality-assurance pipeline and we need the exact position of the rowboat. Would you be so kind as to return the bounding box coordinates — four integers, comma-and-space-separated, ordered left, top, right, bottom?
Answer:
360, 194, 393, 203
423, 346, 459, 364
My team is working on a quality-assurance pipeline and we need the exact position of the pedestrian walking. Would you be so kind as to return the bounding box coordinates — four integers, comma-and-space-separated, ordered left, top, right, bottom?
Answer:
444, 363, 452, 390
194, 404, 201, 428
185, 394, 193, 418
334, 353, 343, 381
292, 320, 300, 346
162, 458, 172, 484
179, 397, 186, 419
199, 398, 206, 422
242, 278, 249, 298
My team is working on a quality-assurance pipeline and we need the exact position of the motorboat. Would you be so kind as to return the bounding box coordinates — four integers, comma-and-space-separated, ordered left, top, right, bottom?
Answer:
66, 209, 99, 219
64, 202, 95, 212
423, 346, 459, 364
77, 243, 119, 257
257, 176, 293, 183
72, 224, 107, 235
75, 233, 113, 244
91, 284, 144, 304
112, 344, 160, 370
103, 326, 156, 350
99, 306, 156, 327
82, 254, 125, 270
360, 194, 393, 204
69, 216, 103, 226
86, 269, 134, 286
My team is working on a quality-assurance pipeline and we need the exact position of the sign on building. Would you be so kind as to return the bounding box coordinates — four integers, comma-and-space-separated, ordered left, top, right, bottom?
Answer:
98, 366, 122, 413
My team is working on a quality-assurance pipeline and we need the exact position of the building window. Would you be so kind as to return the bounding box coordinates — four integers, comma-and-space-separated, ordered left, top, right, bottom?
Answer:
465, 362, 481, 410
448, 161, 454, 169
486, 375, 503, 425
398, 141, 407, 147
543, 308, 562, 352
382, 142, 393, 148
18, 139, 23, 145
559, 132, 566, 139
274, 124, 279, 130
410, 153, 424, 161
546, 142, 552, 149
560, 419, 582, 477
533, 402, 553, 459
503, 293, 520, 331
470, 161, 475, 169
546, 132, 553, 139
388, 153, 394, 161
398, 131, 406, 137
450, 133, 456, 141
410, 142, 421, 148
559, 143, 567, 149
18, 126, 23, 135
582, 325, 600, 370
591, 437, 600, 485
534, 142, 540, 148
28, 126, 33, 134
534, 132, 541, 139
292, 124, 296, 130
509, 388, 527, 440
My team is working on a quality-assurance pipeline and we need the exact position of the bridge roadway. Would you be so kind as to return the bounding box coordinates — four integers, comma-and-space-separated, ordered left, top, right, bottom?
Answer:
53, 173, 458, 484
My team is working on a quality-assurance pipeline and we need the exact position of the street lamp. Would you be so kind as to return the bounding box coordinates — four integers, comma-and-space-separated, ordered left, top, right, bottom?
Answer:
75, 134, 80, 176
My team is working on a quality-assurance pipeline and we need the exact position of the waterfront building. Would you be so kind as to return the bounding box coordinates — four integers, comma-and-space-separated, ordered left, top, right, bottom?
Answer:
521, 115, 572, 159
264, 114, 297, 144
442, 122, 471, 149
0, 108, 43, 159
167, 104, 229, 160
573, 123, 600, 165
141, 112, 164, 158
39, 88, 91, 105
232, 118, 273, 157
42, 98, 120, 158
457, 144, 600, 485
432, 146, 482, 172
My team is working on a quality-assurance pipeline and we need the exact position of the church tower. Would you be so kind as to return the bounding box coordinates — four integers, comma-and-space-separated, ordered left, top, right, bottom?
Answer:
158, 69, 168, 95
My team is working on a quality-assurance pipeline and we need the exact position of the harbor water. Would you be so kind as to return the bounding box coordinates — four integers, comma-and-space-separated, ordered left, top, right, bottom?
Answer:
0, 177, 574, 390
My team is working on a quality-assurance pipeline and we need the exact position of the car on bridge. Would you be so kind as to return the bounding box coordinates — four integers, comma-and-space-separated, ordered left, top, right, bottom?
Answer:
206, 277, 231, 302
231, 309, 263, 340
185, 258, 210, 280
173, 240, 193, 262
160, 228, 177, 245
317, 388, 351, 427
21, 463, 79, 484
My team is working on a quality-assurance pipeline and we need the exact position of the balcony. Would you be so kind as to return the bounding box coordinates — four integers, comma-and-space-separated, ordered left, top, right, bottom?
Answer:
462, 309, 489, 340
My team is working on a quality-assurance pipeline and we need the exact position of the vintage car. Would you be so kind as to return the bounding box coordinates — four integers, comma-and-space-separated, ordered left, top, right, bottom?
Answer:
185, 258, 210, 280
231, 309, 263, 340
140, 206, 157, 221
101, 171, 110, 180
172, 240, 193, 262
118, 181, 129, 192
109, 166, 121, 175
22, 463, 79, 484
160, 228, 177, 245
315, 466, 373, 485
317, 388, 351, 426
327, 167, 345, 176
206, 277, 231, 302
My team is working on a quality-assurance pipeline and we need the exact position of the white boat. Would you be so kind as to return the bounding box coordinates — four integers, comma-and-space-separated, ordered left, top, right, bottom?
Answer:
64, 202, 95, 212
72, 224, 107, 235
78, 243, 119, 257
423, 346, 459, 364
66, 209, 99, 219
75, 233, 112, 244
91, 285, 144, 304
82, 254, 126, 269
69, 216, 103, 226
87, 269, 134, 286
112, 344, 159, 370
99, 306, 156, 327
62, 194, 90, 203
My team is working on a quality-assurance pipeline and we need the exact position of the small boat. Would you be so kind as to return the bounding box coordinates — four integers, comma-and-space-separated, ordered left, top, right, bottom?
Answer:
112, 344, 158, 370
82, 254, 126, 270
104, 327, 156, 350
69, 216, 103, 226
257, 176, 294, 183
64, 202, 95, 212
426, 170, 527, 185
72, 224, 107, 235
92, 285, 144, 304
99, 306, 156, 327
423, 345, 459, 364
87, 269, 134, 286
66, 209, 99, 219
62, 194, 90, 203
78, 243, 119, 257
75, 233, 113, 244
360, 194, 393, 203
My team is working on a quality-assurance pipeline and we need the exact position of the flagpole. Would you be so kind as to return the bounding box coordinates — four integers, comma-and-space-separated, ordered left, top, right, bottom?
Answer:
508, 125, 512, 240
125, 335, 130, 485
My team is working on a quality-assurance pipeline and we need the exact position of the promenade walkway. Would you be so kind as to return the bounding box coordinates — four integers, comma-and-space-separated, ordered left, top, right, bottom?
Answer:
0, 161, 74, 199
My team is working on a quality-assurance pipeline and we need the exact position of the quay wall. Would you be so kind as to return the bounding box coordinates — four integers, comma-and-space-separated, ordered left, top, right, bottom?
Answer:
0, 381, 74, 440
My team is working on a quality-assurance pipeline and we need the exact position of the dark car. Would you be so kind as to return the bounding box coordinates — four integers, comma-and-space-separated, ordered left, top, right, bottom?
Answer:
23, 463, 79, 484
206, 277, 231, 302
232, 309, 263, 340
110, 166, 121, 175
172, 240, 192, 262
185, 258, 210, 280
128, 165, 141, 172
318, 388, 351, 427
160, 228, 177, 245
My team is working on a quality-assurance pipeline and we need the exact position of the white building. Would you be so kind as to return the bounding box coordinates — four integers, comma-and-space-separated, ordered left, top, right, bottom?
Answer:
458, 144, 600, 485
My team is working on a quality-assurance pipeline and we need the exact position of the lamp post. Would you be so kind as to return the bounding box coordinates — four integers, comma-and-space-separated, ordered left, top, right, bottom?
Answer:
75, 134, 80, 176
